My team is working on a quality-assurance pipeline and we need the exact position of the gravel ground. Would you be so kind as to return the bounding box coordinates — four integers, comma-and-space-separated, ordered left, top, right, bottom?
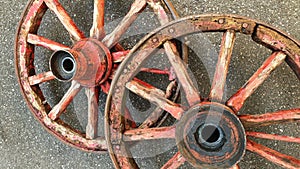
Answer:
0, 0, 299, 169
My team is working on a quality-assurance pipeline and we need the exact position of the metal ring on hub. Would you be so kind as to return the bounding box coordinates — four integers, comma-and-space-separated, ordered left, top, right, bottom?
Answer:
61, 57, 76, 73
176, 103, 246, 168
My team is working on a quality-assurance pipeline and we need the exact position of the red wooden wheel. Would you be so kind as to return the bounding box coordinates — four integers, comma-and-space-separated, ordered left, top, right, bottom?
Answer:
15, 0, 183, 152
105, 14, 300, 168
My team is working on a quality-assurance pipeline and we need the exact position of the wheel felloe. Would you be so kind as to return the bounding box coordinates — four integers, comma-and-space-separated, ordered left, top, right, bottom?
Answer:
176, 103, 246, 169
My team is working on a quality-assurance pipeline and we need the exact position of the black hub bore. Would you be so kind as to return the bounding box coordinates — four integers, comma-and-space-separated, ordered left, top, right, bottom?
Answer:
50, 50, 76, 81
196, 123, 225, 151
176, 103, 246, 169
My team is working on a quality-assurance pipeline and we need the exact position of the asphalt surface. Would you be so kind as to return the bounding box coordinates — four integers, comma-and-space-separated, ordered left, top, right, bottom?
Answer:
0, 0, 299, 169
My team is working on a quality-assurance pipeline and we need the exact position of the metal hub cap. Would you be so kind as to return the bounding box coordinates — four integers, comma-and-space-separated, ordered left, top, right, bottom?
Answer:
50, 38, 112, 87
176, 103, 246, 168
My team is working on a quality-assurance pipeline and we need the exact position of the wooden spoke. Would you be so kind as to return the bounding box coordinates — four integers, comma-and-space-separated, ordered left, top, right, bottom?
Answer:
209, 30, 236, 102
48, 81, 82, 120
227, 52, 286, 112
114, 150, 139, 169
90, 0, 105, 39
161, 152, 186, 169
148, 0, 169, 25
159, 0, 189, 65
247, 139, 300, 169
112, 50, 131, 63
28, 71, 55, 85
161, 0, 180, 19
148, 0, 199, 106
164, 42, 200, 106
247, 132, 300, 143
102, 0, 147, 48
239, 108, 300, 127
100, 81, 110, 94
141, 67, 176, 81
139, 81, 177, 129
109, 48, 169, 78
109, 67, 172, 81
124, 107, 137, 129
126, 78, 184, 119
230, 164, 240, 169
44, 0, 85, 41
27, 34, 70, 51
140, 68, 171, 76
138, 107, 165, 129
114, 43, 125, 51
123, 126, 175, 141
85, 87, 99, 139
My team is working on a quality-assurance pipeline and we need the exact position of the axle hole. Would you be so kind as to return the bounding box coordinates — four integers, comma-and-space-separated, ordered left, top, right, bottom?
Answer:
50, 50, 76, 81
196, 124, 225, 150
201, 125, 220, 143
62, 57, 75, 73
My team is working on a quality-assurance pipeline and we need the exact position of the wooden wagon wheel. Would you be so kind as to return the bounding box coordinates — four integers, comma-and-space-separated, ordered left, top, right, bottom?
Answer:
15, 0, 185, 152
105, 14, 300, 168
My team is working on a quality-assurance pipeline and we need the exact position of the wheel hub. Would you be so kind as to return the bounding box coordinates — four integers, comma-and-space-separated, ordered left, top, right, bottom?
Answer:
176, 102, 246, 168
50, 38, 112, 87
